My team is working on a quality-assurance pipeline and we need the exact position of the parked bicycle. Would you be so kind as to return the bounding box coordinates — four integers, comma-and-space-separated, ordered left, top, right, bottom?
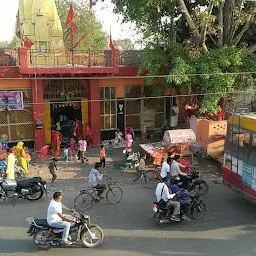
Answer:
74, 175, 123, 210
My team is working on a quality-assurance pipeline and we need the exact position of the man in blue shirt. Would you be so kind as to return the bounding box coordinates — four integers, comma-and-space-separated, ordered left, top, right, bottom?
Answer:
88, 162, 106, 200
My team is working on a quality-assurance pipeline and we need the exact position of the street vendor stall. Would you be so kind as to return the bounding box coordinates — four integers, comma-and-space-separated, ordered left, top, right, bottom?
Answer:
140, 129, 196, 167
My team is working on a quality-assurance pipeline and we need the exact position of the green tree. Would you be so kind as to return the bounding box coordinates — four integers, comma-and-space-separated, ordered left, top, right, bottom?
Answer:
56, 0, 108, 50
102, 0, 256, 114
113, 38, 134, 50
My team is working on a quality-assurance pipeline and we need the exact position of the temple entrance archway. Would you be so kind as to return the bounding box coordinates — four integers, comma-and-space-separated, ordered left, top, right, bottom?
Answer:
43, 80, 88, 144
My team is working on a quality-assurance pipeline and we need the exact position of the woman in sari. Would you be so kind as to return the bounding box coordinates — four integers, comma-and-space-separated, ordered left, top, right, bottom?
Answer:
15, 141, 28, 174
74, 119, 82, 140
51, 131, 62, 157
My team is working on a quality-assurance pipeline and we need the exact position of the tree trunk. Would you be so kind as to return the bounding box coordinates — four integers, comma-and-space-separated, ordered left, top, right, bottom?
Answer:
217, 1, 224, 48
177, 0, 208, 52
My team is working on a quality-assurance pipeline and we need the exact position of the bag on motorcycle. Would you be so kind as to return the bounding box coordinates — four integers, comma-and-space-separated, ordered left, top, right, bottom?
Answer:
158, 185, 167, 208
158, 199, 167, 208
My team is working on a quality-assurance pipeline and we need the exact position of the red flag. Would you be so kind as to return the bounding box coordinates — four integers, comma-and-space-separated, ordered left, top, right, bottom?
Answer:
109, 27, 116, 51
70, 22, 78, 45
90, 0, 93, 9
23, 37, 34, 48
66, 4, 74, 26
74, 35, 86, 48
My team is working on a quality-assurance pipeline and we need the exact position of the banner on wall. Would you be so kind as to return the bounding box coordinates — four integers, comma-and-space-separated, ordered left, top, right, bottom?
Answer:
0, 91, 24, 110
117, 99, 125, 132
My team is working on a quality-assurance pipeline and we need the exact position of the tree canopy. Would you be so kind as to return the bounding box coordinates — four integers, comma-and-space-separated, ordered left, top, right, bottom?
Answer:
101, 0, 256, 114
56, 0, 108, 50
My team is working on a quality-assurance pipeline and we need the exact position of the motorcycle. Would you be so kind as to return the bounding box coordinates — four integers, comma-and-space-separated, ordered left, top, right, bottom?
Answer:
153, 191, 206, 226
171, 168, 209, 196
0, 172, 47, 206
26, 211, 104, 250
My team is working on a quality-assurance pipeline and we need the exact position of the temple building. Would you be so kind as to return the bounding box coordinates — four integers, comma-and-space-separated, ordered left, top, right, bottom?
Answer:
0, 0, 173, 151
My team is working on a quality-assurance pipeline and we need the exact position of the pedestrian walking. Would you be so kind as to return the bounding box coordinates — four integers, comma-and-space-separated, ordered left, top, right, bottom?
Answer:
48, 157, 58, 183
100, 145, 106, 167
79, 137, 88, 163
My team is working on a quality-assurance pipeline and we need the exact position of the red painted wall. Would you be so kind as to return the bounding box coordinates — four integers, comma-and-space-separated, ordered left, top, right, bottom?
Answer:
31, 79, 45, 150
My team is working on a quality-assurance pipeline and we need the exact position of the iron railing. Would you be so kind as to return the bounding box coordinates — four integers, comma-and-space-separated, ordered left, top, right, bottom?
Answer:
119, 50, 144, 67
27, 49, 114, 68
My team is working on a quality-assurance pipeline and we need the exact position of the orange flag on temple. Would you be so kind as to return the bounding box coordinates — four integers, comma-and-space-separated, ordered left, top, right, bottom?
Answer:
109, 27, 116, 51
70, 22, 78, 45
66, 4, 75, 26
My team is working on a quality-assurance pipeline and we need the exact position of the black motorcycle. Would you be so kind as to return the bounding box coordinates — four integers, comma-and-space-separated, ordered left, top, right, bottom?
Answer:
26, 211, 104, 250
0, 172, 47, 206
153, 191, 206, 226
171, 169, 209, 195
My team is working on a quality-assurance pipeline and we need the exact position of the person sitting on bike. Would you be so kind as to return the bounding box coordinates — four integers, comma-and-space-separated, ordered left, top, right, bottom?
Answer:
47, 191, 76, 246
160, 157, 172, 179
138, 154, 146, 172
155, 177, 180, 222
88, 162, 106, 200
170, 155, 189, 188
169, 180, 191, 220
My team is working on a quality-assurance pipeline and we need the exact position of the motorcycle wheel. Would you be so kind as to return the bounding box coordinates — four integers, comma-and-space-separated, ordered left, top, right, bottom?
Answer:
191, 180, 209, 196
154, 211, 166, 226
27, 188, 44, 201
81, 225, 104, 248
191, 201, 206, 220
141, 170, 159, 189
33, 230, 53, 250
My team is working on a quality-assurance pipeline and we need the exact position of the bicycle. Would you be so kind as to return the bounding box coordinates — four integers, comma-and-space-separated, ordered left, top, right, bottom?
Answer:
74, 176, 123, 210
133, 166, 162, 189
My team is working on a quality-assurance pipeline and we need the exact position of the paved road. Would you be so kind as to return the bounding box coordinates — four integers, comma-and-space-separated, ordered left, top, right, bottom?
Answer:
0, 172, 256, 256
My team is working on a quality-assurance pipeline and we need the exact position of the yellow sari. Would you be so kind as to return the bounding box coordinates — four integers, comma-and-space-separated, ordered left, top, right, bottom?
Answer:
15, 142, 28, 173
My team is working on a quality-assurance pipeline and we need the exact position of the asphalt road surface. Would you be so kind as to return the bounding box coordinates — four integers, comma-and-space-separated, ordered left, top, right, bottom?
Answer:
0, 173, 256, 256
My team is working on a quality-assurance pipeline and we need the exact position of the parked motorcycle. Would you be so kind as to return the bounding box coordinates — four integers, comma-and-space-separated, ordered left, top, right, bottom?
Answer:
26, 211, 104, 250
153, 191, 206, 226
0, 172, 47, 206
171, 169, 209, 195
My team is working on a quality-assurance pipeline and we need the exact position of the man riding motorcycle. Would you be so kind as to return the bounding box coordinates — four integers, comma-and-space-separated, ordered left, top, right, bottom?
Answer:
155, 177, 180, 222
47, 191, 76, 246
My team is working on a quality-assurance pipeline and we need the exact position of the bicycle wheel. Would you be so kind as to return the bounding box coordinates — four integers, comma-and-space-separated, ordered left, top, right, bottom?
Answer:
74, 191, 94, 210
106, 186, 123, 204
141, 170, 159, 189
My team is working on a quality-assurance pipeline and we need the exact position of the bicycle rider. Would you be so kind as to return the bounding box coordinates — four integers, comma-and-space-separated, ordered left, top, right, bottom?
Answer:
88, 162, 106, 200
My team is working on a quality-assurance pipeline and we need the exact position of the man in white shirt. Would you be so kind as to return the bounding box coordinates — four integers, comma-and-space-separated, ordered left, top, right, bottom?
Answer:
171, 155, 189, 187
47, 192, 76, 246
155, 177, 180, 222
160, 157, 172, 178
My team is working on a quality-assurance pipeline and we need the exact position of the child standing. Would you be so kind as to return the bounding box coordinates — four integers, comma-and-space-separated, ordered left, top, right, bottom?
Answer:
100, 145, 106, 167
48, 157, 58, 183
63, 147, 69, 162
108, 141, 113, 157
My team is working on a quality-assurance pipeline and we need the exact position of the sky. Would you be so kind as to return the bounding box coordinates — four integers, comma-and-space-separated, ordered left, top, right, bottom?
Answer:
0, 0, 139, 42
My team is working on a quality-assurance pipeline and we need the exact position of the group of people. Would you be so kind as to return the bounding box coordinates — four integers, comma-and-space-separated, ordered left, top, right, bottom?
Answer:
156, 154, 190, 221
5, 141, 29, 180
138, 152, 190, 222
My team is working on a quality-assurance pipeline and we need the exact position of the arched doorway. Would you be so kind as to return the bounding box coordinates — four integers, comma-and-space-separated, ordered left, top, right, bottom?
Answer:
43, 80, 88, 143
